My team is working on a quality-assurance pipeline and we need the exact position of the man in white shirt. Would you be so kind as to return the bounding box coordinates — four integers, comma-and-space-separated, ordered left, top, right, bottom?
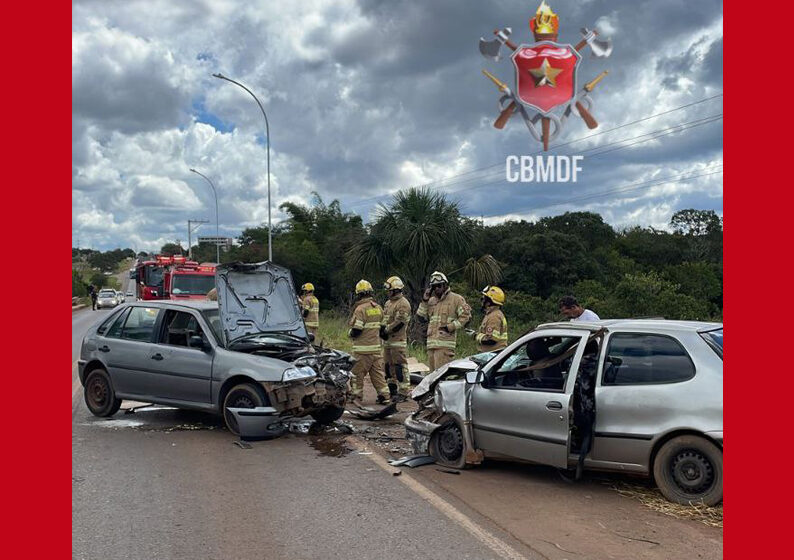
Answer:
559, 295, 600, 322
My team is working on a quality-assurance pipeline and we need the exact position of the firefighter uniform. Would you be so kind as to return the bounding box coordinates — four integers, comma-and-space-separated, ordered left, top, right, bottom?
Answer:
476, 305, 508, 352
300, 283, 320, 336
382, 285, 412, 397
417, 281, 472, 371
347, 283, 390, 402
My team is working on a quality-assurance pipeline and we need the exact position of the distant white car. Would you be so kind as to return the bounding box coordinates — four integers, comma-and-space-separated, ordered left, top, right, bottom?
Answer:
116, 291, 126, 303
96, 290, 118, 309
126, 290, 135, 298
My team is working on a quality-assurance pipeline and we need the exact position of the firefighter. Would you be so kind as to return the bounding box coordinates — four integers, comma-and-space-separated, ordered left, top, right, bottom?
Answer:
380, 276, 412, 402
300, 283, 320, 337
416, 271, 472, 371
472, 286, 509, 352
347, 280, 391, 406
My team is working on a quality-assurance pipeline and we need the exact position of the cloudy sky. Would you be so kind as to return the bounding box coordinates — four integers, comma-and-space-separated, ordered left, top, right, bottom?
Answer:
72, 0, 723, 252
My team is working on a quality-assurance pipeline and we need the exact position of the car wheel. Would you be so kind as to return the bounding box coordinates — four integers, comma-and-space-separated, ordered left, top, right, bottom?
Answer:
84, 368, 121, 417
310, 405, 345, 425
223, 383, 269, 436
653, 435, 723, 506
429, 419, 467, 469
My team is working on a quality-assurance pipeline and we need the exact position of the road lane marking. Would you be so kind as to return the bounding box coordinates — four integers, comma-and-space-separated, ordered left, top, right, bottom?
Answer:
349, 439, 533, 560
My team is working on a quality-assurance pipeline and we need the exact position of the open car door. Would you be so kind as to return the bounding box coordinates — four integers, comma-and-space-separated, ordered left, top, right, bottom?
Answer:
470, 328, 590, 468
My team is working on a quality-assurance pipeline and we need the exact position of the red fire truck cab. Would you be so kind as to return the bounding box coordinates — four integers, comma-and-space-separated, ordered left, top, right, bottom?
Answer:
135, 256, 216, 300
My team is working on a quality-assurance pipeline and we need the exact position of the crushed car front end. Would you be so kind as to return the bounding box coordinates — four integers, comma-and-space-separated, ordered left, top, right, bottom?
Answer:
405, 356, 491, 467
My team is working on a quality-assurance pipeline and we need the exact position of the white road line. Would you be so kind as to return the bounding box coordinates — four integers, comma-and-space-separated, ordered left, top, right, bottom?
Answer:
352, 440, 532, 560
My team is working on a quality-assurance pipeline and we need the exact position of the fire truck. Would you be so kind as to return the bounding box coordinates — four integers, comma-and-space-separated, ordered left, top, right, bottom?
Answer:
134, 255, 216, 300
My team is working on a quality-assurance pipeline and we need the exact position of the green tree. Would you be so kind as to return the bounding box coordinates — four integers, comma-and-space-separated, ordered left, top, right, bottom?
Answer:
159, 243, 184, 256
347, 187, 501, 308
72, 270, 87, 297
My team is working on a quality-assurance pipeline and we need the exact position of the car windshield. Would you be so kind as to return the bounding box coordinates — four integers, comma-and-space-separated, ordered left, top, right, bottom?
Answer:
172, 275, 215, 295
99, 291, 115, 296
200, 308, 224, 346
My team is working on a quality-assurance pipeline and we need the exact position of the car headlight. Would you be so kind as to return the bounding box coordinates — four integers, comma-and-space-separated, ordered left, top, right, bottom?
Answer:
282, 366, 317, 382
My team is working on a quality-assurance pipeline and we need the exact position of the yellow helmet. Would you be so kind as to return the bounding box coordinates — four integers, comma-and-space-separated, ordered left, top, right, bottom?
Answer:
482, 285, 505, 306
355, 279, 373, 294
429, 271, 449, 286
301, 283, 315, 292
383, 276, 404, 290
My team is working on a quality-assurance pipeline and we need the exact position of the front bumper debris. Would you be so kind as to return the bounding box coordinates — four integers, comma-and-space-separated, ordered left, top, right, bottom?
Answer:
227, 406, 287, 440
405, 414, 441, 455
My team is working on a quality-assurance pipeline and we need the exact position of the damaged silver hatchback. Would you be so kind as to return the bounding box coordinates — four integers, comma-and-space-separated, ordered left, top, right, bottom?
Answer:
79, 262, 353, 437
406, 320, 723, 506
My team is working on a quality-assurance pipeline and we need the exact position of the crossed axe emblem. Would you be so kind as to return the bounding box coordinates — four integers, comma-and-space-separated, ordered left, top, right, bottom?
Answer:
479, 23, 613, 150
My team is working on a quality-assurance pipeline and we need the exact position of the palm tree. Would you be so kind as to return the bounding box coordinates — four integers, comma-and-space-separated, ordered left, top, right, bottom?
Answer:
347, 187, 502, 309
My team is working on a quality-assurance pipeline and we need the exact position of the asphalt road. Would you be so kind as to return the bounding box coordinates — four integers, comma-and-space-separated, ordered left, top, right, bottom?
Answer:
72, 307, 722, 560
72, 309, 535, 560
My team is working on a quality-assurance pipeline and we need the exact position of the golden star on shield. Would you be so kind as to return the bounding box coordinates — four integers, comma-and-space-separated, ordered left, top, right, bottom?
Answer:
529, 59, 562, 87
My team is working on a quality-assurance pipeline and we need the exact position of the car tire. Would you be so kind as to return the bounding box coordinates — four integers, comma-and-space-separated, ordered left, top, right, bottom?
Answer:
223, 383, 269, 437
310, 405, 345, 425
429, 418, 468, 469
653, 435, 723, 506
84, 368, 122, 417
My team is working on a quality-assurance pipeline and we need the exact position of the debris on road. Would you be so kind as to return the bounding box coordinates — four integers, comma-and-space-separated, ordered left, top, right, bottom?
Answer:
233, 440, 253, 449
607, 481, 723, 528
435, 468, 461, 475
346, 402, 398, 420
388, 455, 436, 468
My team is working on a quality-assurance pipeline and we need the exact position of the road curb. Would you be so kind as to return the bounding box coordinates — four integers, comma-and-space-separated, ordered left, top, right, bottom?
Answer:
72, 304, 87, 312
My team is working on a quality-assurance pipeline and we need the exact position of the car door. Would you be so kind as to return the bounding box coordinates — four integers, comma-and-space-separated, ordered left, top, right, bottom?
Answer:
470, 329, 589, 468
146, 309, 214, 403
591, 330, 700, 469
102, 305, 163, 397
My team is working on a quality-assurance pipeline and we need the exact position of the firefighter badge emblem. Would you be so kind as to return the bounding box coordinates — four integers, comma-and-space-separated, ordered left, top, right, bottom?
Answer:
479, 1, 613, 150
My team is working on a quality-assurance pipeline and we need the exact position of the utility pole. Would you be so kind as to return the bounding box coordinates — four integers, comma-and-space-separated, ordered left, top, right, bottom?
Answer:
187, 219, 209, 259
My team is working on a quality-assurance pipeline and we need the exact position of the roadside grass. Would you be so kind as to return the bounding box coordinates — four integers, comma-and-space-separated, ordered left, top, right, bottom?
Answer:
314, 311, 535, 366
607, 481, 723, 528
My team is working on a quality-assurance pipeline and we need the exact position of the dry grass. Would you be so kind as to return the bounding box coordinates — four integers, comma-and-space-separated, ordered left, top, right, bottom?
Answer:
608, 481, 723, 528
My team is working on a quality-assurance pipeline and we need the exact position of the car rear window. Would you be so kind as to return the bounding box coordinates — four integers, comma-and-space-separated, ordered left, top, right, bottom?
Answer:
603, 333, 695, 385
700, 328, 723, 359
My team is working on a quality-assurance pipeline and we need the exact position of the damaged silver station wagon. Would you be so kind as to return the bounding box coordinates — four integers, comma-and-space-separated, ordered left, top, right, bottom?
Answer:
79, 262, 353, 437
406, 320, 723, 505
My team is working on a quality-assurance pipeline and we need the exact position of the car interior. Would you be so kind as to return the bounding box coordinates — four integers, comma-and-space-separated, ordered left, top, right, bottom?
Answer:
490, 336, 580, 392
161, 310, 205, 348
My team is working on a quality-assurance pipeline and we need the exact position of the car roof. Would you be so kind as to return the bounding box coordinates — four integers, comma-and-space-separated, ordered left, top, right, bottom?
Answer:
536, 319, 722, 334
124, 300, 218, 311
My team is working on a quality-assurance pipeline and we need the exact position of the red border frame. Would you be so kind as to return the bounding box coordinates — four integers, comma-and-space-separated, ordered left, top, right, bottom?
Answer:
5, 0, 774, 556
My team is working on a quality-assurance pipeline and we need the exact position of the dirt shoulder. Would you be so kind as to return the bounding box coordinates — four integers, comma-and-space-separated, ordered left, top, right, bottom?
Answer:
345, 383, 722, 560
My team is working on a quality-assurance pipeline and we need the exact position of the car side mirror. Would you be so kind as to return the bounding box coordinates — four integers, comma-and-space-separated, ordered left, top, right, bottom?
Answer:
189, 335, 210, 351
465, 370, 480, 384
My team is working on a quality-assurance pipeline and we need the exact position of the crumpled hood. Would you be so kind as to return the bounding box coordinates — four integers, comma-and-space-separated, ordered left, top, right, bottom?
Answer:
411, 356, 480, 400
216, 261, 308, 344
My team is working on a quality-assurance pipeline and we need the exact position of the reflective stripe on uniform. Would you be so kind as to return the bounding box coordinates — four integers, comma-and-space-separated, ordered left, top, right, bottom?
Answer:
417, 302, 428, 318
363, 322, 381, 329
353, 319, 365, 328
427, 339, 456, 349
305, 321, 319, 327
452, 320, 462, 330
353, 344, 382, 353
384, 341, 407, 348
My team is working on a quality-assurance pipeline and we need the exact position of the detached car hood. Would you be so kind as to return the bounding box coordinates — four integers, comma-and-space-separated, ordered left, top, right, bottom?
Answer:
216, 261, 308, 344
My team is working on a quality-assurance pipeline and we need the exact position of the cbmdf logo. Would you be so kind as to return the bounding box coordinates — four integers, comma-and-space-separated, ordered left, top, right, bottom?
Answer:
479, 1, 613, 150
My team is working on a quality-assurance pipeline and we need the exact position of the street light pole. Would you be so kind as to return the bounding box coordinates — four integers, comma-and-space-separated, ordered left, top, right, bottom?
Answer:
212, 72, 272, 262
189, 168, 221, 264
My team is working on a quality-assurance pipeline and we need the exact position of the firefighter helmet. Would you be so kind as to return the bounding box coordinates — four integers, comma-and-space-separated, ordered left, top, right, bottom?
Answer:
355, 279, 374, 294
301, 283, 315, 292
482, 285, 505, 306
429, 271, 449, 286
383, 276, 404, 291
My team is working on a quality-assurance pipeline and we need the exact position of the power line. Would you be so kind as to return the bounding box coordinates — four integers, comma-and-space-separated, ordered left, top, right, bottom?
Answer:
476, 167, 723, 219
349, 114, 722, 208
344, 93, 723, 209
